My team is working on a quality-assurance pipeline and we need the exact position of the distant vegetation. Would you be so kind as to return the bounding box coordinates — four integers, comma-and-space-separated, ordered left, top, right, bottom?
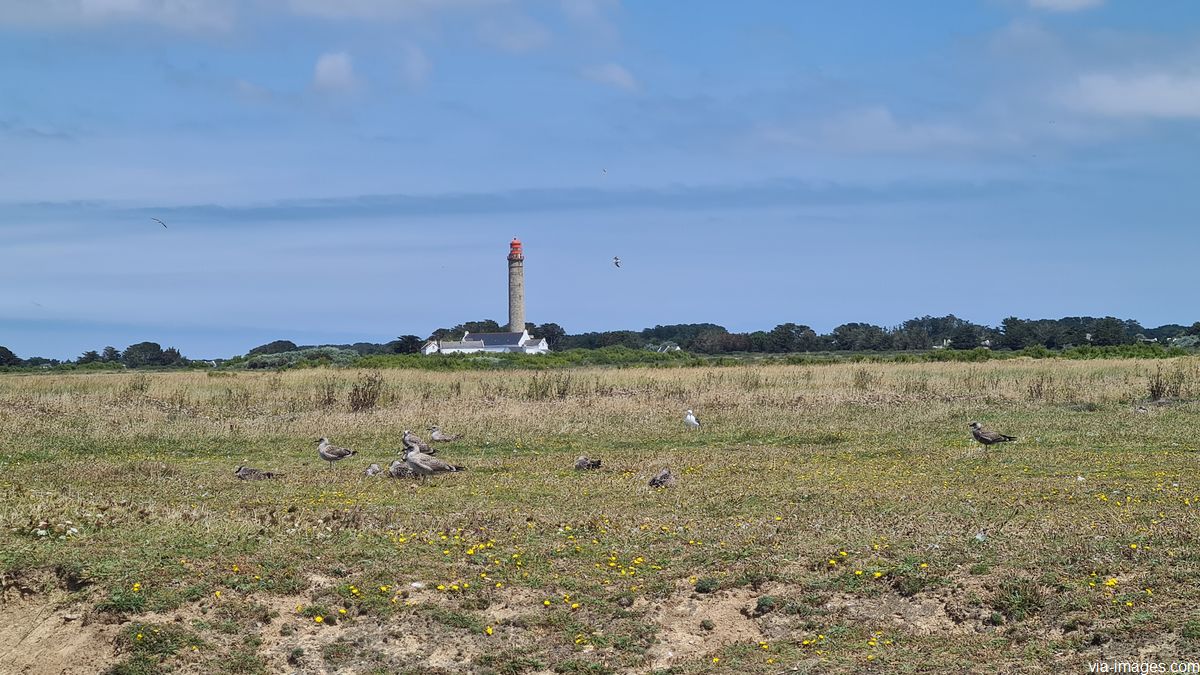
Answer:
3, 315, 1198, 373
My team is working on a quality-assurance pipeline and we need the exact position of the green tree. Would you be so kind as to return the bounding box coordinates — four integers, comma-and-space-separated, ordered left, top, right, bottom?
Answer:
831, 323, 892, 351
78, 350, 101, 364
949, 325, 981, 350
998, 317, 1032, 350
0, 346, 20, 366
101, 346, 121, 362
532, 323, 566, 349
1090, 317, 1127, 346
388, 335, 424, 354
122, 342, 166, 368
248, 340, 298, 356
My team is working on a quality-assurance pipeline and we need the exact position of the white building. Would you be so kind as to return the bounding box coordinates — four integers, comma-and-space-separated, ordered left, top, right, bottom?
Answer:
422, 329, 549, 355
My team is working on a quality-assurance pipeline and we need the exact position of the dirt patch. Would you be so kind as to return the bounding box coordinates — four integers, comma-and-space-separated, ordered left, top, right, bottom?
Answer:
824, 590, 978, 635
0, 592, 120, 675
483, 586, 544, 624
645, 587, 765, 669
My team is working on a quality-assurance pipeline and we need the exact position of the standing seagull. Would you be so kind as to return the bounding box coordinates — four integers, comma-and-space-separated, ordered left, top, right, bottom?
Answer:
317, 437, 356, 469
969, 422, 1016, 450
151, 217, 167, 229
612, 256, 621, 268
403, 446, 465, 481
402, 429, 435, 455
429, 425, 459, 442
684, 409, 701, 431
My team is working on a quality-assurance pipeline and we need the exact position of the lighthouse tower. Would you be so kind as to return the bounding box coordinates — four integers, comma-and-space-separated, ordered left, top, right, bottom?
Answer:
507, 238, 525, 332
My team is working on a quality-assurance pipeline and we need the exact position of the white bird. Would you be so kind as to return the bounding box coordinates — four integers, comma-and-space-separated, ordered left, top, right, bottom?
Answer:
684, 409, 701, 430
612, 256, 621, 268
364, 463, 383, 477
403, 446, 465, 480
317, 437, 356, 469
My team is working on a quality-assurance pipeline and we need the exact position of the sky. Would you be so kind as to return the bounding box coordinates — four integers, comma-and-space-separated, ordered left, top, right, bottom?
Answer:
2, 0, 1199, 359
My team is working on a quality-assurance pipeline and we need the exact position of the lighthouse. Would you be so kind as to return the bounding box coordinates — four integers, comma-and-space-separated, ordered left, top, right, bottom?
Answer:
507, 237, 525, 332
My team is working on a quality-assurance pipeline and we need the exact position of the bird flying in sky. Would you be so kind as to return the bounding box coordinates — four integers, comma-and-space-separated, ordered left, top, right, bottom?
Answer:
151, 217, 167, 228
613, 256, 621, 268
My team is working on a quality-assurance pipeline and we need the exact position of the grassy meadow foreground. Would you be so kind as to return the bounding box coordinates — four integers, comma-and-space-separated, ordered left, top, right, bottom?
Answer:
2, 360, 1200, 674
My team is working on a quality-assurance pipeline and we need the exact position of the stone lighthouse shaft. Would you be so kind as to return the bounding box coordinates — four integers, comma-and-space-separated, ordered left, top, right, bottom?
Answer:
507, 238, 525, 332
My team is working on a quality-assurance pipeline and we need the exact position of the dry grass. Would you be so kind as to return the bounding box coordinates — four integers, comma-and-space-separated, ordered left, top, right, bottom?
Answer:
2, 358, 1200, 673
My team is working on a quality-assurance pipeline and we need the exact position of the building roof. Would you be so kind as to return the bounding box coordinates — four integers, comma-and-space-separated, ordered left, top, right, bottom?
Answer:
463, 332, 526, 347
439, 340, 486, 349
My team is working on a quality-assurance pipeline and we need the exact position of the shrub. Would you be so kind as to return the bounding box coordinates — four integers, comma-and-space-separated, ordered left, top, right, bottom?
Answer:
347, 371, 384, 412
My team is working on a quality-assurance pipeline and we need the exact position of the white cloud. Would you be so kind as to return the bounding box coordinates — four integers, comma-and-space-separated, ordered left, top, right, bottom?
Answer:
399, 44, 431, 85
581, 63, 636, 91
1027, 0, 1103, 12
1067, 72, 1200, 118
477, 16, 550, 53
313, 52, 358, 93
761, 107, 981, 154
0, 0, 233, 30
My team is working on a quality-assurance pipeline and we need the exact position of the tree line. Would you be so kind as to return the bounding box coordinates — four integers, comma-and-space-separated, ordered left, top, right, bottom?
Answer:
3, 315, 1198, 368
422, 315, 1200, 354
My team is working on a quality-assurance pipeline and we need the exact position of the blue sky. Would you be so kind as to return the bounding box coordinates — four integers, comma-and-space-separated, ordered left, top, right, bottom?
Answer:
2, 0, 1199, 359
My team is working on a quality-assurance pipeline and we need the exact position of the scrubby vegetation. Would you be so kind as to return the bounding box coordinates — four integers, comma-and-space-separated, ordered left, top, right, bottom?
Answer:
1, 358, 1199, 671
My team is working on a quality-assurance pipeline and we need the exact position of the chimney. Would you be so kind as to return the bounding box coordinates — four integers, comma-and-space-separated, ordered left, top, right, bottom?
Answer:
507, 238, 525, 332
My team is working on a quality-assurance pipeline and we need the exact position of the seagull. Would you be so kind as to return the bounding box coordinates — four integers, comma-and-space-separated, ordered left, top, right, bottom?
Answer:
649, 468, 675, 489
151, 217, 167, 229
429, 425, 459, 442
403, 446, 465, 481
969, 422, 1016, 449
233, 466, 282, 480
602, 168, 607, 175
402, 429, 435, 455
388, 459, 416, 479
574, 456, 601, 470
612, 256, 621, 268
684, 409, 701, 430
317, 437, 356, 468
364, 463, 383, 477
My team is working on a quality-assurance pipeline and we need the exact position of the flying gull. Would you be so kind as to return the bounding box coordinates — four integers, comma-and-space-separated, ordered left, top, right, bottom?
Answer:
612, 256, 621, 268
969, 422, 1016, 449
151, 217, 167, 229
317, 437, 356, 468
429, 425, 459, 442
403, 446, 465, 480
684, 409, 701, 430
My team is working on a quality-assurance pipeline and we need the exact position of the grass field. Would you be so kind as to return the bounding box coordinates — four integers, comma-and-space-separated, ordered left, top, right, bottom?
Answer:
2, 358, 1200, 674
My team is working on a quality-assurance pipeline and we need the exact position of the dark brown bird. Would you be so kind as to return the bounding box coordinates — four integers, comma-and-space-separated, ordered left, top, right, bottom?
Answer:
574, 456, 601, 470
969, 421, 1016, 448
649, 468, 676, 488
234, 465, 282, 480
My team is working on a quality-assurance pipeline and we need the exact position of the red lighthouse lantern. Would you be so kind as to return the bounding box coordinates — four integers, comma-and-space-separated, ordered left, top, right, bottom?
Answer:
508, 238, 524, 261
